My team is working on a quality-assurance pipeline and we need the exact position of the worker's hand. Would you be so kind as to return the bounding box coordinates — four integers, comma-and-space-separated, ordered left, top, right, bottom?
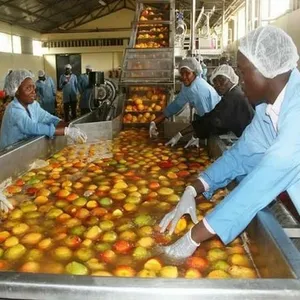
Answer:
149, 121, 158, 138
163, 229, 200, 259
165, 132, 182, 147
159, 186, 198, 235
64, 126, 88, 144
0, 178, 13, 213
184, 136, 199, 148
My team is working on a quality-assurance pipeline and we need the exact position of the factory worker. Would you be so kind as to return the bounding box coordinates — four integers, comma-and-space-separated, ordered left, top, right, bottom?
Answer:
159, 25, 300, 259
78, 65, 93, 116
59, 64, 78, 122
149, 57, 220, 139
199, 56, 208, 81
179, 65, 254, 148
36, 70, 56, 115
0, 69, 87, 150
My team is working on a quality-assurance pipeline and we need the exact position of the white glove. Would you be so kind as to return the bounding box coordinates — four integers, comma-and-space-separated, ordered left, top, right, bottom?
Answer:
184, 136, 199, 148
0, 178, 13, 213
149, 121, 158, 138
159, 186, 198, 235
64, 126, 88, 144
165, 132, 182, 147
163, 229, 200, 259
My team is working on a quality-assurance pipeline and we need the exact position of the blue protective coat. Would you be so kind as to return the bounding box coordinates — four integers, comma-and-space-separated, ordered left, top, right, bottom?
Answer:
200, 68, 300, 244
36, 77, 56, 114
163, 76, 220, 118
59, 73, 78, 103
78, 73, 92, 109
0, 98, 60, 150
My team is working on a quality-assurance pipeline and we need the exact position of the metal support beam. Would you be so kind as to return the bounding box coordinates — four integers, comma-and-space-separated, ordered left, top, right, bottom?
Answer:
190, 0, 196, 54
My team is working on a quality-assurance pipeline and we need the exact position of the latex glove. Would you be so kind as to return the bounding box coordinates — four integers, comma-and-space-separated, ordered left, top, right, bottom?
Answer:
184, 136, 199, 148
159, 186, 198, 235
64, 126, 88, 144
165, 132, 182, 147
163, 229, 200, 259
149, 121, 158, 138
0, 178, 13, 213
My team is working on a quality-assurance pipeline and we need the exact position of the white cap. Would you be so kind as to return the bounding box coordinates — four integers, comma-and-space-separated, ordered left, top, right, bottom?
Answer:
4, 69, 34, 97
210, 65, 239, 85
239, 25, 299, 79
179, 57, 202, 76
65, 64, 72, 69
38, 70, 45, 77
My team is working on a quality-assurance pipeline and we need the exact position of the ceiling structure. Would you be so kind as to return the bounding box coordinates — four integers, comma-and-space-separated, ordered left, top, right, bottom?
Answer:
0, 0, 237, 33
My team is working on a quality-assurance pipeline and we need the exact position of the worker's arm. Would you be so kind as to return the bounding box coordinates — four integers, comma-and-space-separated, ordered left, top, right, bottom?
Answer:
36, 102, 61, 126
50, 77, 56, 95
59, 75, 65, 89
74, 75, 79, 93
194, 103, 300, 244
77, 75, 83, 94
163, 88, 189, 119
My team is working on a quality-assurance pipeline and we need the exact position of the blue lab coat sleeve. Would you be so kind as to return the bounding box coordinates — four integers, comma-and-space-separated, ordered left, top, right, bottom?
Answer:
163, 88, 188, 118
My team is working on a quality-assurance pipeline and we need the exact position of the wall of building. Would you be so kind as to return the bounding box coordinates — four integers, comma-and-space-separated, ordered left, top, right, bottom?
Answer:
42, 8, 134, 83
0, 21, 43, 89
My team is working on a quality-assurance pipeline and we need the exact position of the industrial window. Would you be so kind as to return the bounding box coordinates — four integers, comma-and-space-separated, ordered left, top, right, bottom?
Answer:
32, 40, 43, 56
12, 35, 21, 54
0, 32, 12, 53
269, 0, 290, 18
237, 6, 246, 39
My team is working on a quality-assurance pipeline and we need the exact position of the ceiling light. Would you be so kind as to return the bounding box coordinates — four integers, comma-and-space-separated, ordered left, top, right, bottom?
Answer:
99, 0, 107, 5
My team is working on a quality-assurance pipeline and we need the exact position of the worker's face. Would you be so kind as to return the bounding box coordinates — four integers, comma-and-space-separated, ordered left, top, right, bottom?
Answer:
237, 51, 267, 105
65, 68, 71, 75
86, 68, 92, 74
213, 75, 232, 96
16, 78, 36, 105
180, 68, 196, 86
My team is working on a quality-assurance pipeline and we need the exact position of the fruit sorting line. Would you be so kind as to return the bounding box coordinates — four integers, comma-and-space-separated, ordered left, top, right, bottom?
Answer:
0, 114, 300, 299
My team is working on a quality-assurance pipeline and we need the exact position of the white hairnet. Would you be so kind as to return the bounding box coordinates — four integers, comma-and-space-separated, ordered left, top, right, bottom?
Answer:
5, 69, 34, 97
65, 64, 72, 69
210, 65, 239, 85
85, 65, 92, 70
38, 70, 45, 77
179, 57, 202, 75
239, 25, 299, 79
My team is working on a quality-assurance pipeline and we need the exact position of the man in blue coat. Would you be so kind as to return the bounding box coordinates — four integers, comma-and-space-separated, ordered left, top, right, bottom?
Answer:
36, 70, 56, 115
59, 64, 78, 122
159, 25, 300, 258
78, 65, 92, 116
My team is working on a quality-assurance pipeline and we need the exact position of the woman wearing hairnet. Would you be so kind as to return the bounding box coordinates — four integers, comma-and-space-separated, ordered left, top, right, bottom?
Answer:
159, 25, 300, 259
0, 69, 87, 151
59, 64, 78, 122
167, 65, 254, 148
36, 70, 56, 115
149, 57, 220, 139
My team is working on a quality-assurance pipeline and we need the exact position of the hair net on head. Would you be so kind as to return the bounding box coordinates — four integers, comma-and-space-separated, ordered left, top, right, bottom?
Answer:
239, 25, 299, 79
5, 69, 34, 97
179, 57, 202, 75
65, 64, 72, 69
85, 65, 92, 70
38, 70, 45, 77
210, 65, 239, 85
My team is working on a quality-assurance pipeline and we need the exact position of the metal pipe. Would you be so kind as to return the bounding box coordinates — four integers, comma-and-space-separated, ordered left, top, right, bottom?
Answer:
257, 0, 261, 27
221, 0, 225, 51
195, 6, 204, 28
245, 0, 249, 34
190, 0, 196, 54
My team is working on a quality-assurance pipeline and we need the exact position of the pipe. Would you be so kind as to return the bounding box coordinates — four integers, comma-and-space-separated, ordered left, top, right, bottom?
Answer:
190, 0, 196, 54
195, 6, 204, 28
257, 0, 261, 27
221, 0, 225, 51
245, 0, 249, 34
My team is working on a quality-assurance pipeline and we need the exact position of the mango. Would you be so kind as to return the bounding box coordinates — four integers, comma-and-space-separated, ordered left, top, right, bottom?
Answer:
4, 236, 19, 248
207, 248, 228, 262
207, 270, 231, 279
160, 266, 178, 278
85, 258, 106, 271
228, 254, 251, 267
21, 233, 43, 245
134, 214, 153, 227
137, 269, 156, 278
84, 226, 102, 240
75, 248, 94, 262
66, 261, 88, 275
53, 246, 73, 261
132, 246, 150, 260
211, 260, 230, 272
4, 244, 26, 260
26, 249, 43, 261
137, 237, 154, 248
12, 223, 29, 235
102, 231, 118, 243
228, 265, 257, 278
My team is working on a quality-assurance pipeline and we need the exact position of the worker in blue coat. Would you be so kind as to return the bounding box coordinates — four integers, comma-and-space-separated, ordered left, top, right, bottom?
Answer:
158, 25, 300, 259
78, 65, 92, 116
59, 64, 78, 122
0, 69, 87, 151
35, 70, 56, 115
149, 57, 220, 138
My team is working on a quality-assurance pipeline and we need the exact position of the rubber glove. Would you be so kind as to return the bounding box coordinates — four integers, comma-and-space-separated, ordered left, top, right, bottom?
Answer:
184, 136, 199, 148
165, 132, 182, 147
0, 178, 13, 213
64, 126, 88, 144
159, 186, 198, 235
149, 121, 158, 138
163, 228, 200, 259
